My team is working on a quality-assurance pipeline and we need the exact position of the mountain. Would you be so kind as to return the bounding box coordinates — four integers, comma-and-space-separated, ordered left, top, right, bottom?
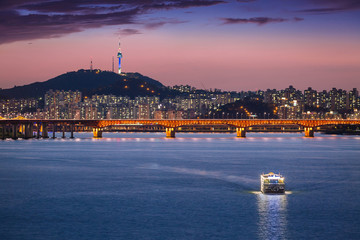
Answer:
205, 98, 277, 119
0, 70, 177, 99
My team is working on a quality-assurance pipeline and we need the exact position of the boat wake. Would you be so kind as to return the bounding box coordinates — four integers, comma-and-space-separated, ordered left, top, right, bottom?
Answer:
139, 163, 257, 185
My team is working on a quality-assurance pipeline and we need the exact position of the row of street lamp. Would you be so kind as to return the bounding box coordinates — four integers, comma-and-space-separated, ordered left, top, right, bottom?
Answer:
206, 112, 272, 119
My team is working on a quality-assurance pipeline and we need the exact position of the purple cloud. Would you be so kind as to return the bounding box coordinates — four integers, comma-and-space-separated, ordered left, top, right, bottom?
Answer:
144, 19, 187, 29
0, 8, 138, 44
299, 0, 360, 13
143, 0, 225, 10
116, 28, 142, 36
0, 0, 224, 44
221, 17, 303, 25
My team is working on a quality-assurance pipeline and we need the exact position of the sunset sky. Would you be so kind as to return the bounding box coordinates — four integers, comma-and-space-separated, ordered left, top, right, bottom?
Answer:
1, 0, 359, 91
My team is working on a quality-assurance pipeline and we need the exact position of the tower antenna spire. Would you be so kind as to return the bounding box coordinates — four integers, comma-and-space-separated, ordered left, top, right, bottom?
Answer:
90, 58, 93, 71
112, 56, 114, 72
117, 41, 123, 74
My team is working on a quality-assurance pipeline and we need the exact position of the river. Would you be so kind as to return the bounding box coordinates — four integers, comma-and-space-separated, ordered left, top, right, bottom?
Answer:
0, 132, 359, 239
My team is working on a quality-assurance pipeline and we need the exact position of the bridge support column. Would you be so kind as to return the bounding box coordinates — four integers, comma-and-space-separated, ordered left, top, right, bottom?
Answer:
23, 124, 27, 138
12, 124, 18, 140
236, 127, 246, 138
166, 128, 175, 138
52, 124, 56, 139
70, 124, 74, 138
93, 128, 103, 138
42, 123, 49, 138
304, 127, 314, 138
62, 125, 66, 138
24, 123, 33, 139
29, 124, 34, 138
36, 124, 40, 139
1, 125, 6, 140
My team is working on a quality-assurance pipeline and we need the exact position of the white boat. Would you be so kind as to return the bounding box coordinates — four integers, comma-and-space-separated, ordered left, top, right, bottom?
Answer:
261, 172, 285, 194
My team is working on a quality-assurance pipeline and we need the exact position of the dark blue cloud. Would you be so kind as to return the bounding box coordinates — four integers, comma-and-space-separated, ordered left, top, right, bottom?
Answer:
116, 28, 142, 36
0, 0, 224, 44
221, 17, 303, 25
299, 0, 360, 13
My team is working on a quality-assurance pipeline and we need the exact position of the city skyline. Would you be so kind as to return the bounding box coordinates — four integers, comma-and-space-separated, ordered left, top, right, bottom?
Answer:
2, 78, 359, 121
1, 0, 360, 91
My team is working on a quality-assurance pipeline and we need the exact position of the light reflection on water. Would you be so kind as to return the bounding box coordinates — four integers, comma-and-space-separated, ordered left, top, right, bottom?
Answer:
257, 194, 288, 240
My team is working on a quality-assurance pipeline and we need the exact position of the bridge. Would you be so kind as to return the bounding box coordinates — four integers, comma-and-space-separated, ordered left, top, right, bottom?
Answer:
1, 119, 360, 139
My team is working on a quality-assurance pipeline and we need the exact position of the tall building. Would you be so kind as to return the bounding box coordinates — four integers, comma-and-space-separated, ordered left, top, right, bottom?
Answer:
347, 88, 358, 110
117, 42, 123, 74
329, 88, 347, 111
304, 87, 317, 107
44, 90, 81, 119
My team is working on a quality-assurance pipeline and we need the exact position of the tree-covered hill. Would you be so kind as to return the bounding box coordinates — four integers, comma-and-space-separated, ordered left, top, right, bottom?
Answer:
0, 70, 178, 99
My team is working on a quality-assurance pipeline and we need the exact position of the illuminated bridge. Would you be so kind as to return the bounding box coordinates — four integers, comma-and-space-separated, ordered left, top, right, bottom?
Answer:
1, 119, 360, 139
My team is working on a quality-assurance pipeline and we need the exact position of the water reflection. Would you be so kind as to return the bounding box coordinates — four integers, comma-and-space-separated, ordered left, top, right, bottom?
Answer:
257, 193, 288, 240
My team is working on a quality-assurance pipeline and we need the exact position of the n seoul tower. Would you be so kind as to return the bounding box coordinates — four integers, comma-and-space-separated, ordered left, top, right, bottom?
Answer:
117, 42, 123, 74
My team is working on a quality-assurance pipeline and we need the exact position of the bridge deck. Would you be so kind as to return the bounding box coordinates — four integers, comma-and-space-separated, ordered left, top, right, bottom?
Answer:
1, 119, 360, 128
1, 119, 359, 139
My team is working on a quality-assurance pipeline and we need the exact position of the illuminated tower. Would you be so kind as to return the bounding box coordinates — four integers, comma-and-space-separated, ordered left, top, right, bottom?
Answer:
117, 42, 123, 74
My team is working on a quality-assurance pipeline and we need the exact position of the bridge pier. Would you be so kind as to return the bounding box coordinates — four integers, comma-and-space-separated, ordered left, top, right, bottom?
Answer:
93, 128, 103, 138
29, 124, 34, 138
70, 124, 74, 138
166, 128, 175, 138
304, 127, 314, 137
1, 125, 5, 140
236, 127, 246, 138
42, 123, 49, 138
52, 124, 56, 138
12, 124, 18, 140
62, 125, 66, 138
36, 124, 41, 139
22, 124, 27, 136
24, 123, 33, 139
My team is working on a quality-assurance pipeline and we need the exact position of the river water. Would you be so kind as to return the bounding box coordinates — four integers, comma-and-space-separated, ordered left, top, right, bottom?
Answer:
0, 132, 359, 240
